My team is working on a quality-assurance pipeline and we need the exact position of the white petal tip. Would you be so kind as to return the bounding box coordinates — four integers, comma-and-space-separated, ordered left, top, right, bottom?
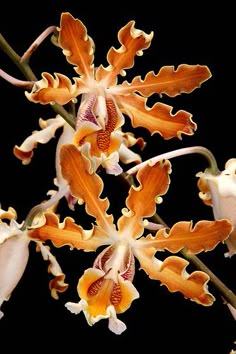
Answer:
65, 301, 82, 314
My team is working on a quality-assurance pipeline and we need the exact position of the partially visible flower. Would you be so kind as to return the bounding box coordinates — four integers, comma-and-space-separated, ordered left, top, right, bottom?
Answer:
0, 204, 68, 319
27, 144, 232, 333
23, 12, 211, 173
197, 158, 236, 257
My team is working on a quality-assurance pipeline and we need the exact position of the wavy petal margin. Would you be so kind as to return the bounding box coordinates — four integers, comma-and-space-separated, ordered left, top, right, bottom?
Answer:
135, 251, 214, 305
140, 219, 233, 254
116, 93, 196, 139
58, 12, 95, 79
96, 21, 153, 87
28, 212, 110, 251
13, 116, 65, 165
36, 242, 68, 299
118, 159, 171, 238
115, 64, 211, 97
60, 144, 115, 234
25, 72, 80, 105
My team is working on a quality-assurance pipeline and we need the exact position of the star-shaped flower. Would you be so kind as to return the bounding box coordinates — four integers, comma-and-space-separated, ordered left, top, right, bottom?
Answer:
27, 144, 232, 333
24, 12, 211, 173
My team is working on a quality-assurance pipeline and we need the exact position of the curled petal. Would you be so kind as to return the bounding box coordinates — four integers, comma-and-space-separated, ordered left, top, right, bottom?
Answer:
197, 173, 212, 206
13, 116, 65, 165
96, 20, 153, 87
0, 206, 17, 221
135, 251, 214, 306
116, 93, 196, 139
25, 72, 80, 105
36, 242, 68, 299
115, 65, 211, 97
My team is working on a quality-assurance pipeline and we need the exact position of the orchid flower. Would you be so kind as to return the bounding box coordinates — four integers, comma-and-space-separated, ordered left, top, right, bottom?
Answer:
5, 12, 211, 175
0, 204, 68, 319
197, 158, 236, 257
27, 144, 232, 334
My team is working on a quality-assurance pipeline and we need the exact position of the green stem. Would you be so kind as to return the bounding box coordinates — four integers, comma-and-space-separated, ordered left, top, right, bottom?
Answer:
0, 33, 75, 128
0, 33, 37, 81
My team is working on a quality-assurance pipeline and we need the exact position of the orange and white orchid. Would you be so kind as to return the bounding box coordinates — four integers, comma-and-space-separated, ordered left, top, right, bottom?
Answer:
27, 144, 233, 333
0, 204, 68, 319
197, 158, 236, 257
22, 12, 211, 174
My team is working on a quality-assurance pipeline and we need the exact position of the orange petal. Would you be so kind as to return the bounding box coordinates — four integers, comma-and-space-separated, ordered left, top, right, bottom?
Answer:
135, 251, 214, 306
118, 159, 171, 238
60, 144, 115, 233
96, 21, 153, 87
25, 72, 80, 105
59, 12, 94, 79
116, 65, 211, 97
116, 93, 196, 139
141, 219, 233, 254
28, 212, 109, 251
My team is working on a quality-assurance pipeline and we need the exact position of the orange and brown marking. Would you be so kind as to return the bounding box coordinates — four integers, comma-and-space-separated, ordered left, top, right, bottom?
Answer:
97, 98, 118, 151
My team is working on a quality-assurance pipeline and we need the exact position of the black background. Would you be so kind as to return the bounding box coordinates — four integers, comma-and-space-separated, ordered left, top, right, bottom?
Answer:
0, 2, 235, 353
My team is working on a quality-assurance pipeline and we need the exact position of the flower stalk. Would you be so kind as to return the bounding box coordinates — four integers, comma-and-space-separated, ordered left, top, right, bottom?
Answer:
127, 145, 220, 176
